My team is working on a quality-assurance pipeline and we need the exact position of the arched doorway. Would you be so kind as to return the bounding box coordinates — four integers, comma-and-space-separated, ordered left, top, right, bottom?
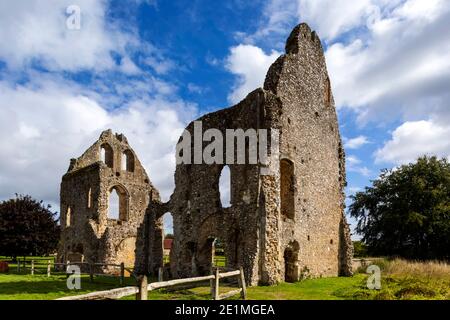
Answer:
213, 238, 226, 268
284, 241, 300, 282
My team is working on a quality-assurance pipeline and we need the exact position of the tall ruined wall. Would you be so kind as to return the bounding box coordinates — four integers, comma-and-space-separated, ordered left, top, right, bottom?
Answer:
166, 89, 279, 285
58, 130, 161, 271
264, 23, 353, 278
162, 22, 352, 285
60, 22, 353, 283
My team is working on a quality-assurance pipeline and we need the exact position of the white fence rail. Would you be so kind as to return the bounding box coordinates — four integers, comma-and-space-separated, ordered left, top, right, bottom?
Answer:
57, 267, 247, 301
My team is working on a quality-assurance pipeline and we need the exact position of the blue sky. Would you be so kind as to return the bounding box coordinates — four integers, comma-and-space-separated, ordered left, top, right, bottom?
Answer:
0, 0, 449, 238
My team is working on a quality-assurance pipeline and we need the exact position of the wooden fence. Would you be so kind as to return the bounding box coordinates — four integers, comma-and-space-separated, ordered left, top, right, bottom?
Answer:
57, 267, 247, 301
14, 259, 131, 285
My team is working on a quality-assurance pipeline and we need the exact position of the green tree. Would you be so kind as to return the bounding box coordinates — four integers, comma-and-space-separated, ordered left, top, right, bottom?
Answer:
349, 156, 450, 260
0, 195, 60, 258
164, 233, 174, 239
352, 241, 368, 257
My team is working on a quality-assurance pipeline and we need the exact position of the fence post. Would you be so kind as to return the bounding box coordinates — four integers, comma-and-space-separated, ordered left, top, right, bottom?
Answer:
158, 267, 163, 282
17, 258, 21, 273
88, 263, 94, 282
31, 260, 34, 275
238, 267, 247, 300
136, 275, 148, 300
214, 268, 220, 300
47, 260, 51, 277
210, 267, 215, 298
66, 261, 70, 279
120, 263, 125, 285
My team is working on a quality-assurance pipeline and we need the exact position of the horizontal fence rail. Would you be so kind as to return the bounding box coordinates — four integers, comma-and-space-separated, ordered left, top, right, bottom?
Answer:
57, 267, 247, 301
57, 286, 139, 300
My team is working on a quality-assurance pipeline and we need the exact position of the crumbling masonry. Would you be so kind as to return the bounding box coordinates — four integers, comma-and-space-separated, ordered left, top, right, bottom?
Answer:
58, 23, 353, 285
58, 130, 161, 272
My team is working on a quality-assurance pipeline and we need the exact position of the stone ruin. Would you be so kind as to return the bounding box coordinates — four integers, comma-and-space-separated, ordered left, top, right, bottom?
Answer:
58, 23, 353, 285
58, 130, 161, 272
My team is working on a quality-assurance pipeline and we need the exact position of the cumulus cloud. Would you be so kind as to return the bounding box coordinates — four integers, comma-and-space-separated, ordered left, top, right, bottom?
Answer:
0, 0, 134, 71
0, 0, 200, 212
375, 120, 450, 165
344, 136, 370, 149
238, 0, 450, 122
325, 0, 450, 121
0, 77, 196, 209
225, 44, 280, 104
347, 155, 372, 177
230, 0, 450, 167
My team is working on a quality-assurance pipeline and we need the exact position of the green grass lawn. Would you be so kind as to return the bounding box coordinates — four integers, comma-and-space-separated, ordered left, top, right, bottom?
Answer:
1, 259, 449, 300
125, 275, 366, 300
0, 272, 138, 300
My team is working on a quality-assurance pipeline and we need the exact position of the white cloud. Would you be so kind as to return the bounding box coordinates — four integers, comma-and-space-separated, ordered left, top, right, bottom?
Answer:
0, 1, 197, 212
375, 120, 450, 165
187, 83, 205, 94
236, 0, 450, 123
142, 56, 175, 75
119, 56, 141, 75
242, 0, 403, 45
0, 78, 197, 210
297, 0, 376, 40
225, 44, 281, 104
344, 136, 370, 149
346, 186, 362, 195
230, 0, 450, 167
0, 0, 139, 72
347, 155, 372, 177
324, 0, 450, 121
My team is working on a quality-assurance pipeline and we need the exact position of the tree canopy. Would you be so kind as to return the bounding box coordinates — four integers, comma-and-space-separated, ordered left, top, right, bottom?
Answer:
0, 195, 60, 258
349, 156, 450, 260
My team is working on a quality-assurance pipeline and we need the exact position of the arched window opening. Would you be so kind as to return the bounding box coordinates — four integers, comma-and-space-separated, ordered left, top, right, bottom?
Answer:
324, 76, 331, 107
121, 150, 135, 172
162, 212, 174, 265
66, 206, 71, 227
219, 166, 231, 208
280, 159, 295, 219
87, 188, 92, 208
284, 241, 300, 282
100, 143, 114, 168
108, 186, 128, 221
213, 238, 227, 268
196, 236, 227, 275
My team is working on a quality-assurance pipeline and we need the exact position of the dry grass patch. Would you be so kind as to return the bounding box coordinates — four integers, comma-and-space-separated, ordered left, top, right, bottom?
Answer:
384, 259, 450, 279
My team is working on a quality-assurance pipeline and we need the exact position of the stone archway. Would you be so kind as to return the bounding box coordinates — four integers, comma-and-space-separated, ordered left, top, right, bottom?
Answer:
284, 240, 300, 282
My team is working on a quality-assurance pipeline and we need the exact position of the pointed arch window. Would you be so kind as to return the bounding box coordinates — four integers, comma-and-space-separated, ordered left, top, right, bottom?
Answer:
108, 185, 129, 221
121, 150, 135, 172
100, 143, 114, 168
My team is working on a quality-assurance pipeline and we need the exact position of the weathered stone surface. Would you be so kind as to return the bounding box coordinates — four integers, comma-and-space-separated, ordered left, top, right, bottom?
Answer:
59, 22, 353, 284
58, 130, 161, 272
150, 22, 353, 285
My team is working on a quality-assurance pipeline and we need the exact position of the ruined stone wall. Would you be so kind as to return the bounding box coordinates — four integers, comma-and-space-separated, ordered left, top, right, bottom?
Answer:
59, 22, 353, 283
263, 23, 353, 278
161, 23, 353, 285
58, 130, 161, 272
166, 90, 273, 284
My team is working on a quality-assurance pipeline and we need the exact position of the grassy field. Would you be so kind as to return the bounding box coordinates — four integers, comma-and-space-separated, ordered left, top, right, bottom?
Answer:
0, 258, 449, 300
